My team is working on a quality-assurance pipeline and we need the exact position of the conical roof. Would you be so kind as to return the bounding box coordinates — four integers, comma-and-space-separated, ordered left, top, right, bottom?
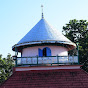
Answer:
18, 18, 71, 44
12, 18, 76, 51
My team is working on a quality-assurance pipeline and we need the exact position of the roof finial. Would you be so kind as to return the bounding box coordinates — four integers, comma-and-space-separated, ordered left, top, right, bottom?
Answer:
41, 5, 44, 19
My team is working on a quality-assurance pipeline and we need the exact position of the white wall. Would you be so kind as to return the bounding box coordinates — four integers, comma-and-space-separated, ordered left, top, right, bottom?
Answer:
22, 46, 68, 57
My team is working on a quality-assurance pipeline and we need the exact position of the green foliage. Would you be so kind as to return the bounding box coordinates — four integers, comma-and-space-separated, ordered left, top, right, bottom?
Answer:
62, 19, 88, 64
0, 54, 14, 84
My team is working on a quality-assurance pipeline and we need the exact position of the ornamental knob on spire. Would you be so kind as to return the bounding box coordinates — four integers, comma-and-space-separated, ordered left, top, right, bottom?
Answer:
41, 5, 44, 19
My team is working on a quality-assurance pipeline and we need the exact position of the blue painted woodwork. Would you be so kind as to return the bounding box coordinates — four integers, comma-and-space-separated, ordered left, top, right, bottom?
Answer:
39, 47, 51, 57
38, 48, 43, 57
46, 47, 51, 56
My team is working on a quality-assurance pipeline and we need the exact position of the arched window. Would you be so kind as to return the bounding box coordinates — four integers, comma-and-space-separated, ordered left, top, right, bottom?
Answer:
43, 48, 47, 56
38, 47, 51, 57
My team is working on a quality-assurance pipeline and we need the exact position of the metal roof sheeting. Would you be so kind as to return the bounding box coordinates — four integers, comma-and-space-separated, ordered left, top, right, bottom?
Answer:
17, 19, 75, 45
12, 18, 76, 51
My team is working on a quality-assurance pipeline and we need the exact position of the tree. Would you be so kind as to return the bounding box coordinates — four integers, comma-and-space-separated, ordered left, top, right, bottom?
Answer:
62, 19, 88, 64
0, 54, 14, 84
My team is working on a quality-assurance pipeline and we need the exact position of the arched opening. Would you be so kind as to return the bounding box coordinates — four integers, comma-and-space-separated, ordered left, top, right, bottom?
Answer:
38, 47, 51, 57
43, 47, 51, 56
43, 48, 47, 56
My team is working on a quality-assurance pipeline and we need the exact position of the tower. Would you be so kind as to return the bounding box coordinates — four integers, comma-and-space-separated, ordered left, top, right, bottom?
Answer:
12, 6, 78, 66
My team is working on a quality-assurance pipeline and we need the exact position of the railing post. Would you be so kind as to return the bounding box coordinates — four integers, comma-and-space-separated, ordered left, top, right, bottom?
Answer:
15, 57, 17, 67
73, 55, 74, 64
13, 56, 17, 67
21, 57, 22, 65
57, 55, 59, 64
68, 55, 69, 63
72, 55, 73, 65
37, 56, 38, 65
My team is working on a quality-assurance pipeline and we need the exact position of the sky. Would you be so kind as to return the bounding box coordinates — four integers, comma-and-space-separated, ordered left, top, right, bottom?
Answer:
0, 0, 88, 58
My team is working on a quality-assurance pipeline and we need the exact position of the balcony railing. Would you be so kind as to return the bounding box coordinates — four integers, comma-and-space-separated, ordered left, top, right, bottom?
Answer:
14, 56, 78, 66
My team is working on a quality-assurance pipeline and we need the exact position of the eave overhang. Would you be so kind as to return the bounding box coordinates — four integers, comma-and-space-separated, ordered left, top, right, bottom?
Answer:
12, 40, 76, 52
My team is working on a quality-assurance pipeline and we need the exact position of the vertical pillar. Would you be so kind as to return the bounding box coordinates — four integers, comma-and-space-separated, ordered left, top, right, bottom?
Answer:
15, 45, 18, 67
15, 45, 18, 56
21, 52, 22, 57
77, 42, 79, 64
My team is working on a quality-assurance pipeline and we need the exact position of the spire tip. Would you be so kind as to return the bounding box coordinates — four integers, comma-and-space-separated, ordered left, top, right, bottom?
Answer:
41, 5, 44, 19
